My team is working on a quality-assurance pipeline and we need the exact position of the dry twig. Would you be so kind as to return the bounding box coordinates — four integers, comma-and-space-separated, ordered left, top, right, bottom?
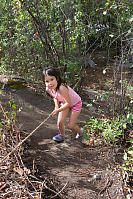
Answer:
50, 181, 68, 199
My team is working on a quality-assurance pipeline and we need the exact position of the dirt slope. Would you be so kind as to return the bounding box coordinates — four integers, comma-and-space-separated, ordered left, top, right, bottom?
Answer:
1, 86, 125, 198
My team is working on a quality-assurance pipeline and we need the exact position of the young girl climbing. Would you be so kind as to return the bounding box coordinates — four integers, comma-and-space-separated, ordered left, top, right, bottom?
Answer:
42, 67, 84, 142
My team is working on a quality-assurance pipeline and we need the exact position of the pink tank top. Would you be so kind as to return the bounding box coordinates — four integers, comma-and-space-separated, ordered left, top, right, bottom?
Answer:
48, 86, 81, 106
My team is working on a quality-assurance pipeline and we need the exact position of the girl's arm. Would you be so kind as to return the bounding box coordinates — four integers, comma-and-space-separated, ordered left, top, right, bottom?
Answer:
46, 87, 59, 109
52, 85, 71, 115
53, 98, 59, 109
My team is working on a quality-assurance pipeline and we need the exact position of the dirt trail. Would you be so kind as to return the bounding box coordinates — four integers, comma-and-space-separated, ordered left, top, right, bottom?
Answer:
1, 87, 125, 199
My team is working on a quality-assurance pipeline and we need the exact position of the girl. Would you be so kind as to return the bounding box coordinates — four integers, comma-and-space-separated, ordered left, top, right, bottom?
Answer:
43, 67, 84, 142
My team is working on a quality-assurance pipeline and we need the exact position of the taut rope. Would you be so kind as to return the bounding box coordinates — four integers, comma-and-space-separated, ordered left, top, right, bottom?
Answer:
0, 112, 53, 164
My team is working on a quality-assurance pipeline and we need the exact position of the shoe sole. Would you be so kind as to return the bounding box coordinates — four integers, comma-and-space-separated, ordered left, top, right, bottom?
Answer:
53, 138, 64, 142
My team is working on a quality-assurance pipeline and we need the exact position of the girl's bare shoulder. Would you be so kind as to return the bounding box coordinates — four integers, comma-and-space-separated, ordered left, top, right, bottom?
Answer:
59, 84, 68, 93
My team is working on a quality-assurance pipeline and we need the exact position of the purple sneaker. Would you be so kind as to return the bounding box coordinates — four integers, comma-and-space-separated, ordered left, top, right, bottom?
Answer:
77, 135, 83, 141
76, 128, 84, 141
53, 134, 65, 142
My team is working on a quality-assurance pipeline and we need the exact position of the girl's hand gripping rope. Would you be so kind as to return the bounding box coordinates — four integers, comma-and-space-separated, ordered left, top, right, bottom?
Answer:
51, 109, 59, 116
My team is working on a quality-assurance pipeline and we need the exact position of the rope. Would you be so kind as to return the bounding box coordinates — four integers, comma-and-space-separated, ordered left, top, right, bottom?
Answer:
0, 112, 53, 164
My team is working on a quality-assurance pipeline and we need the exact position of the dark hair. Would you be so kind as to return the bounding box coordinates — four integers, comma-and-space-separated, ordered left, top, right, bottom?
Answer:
42, 67, 63, 90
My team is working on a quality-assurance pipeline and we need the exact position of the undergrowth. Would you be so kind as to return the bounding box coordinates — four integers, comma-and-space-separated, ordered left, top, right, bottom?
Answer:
83, 111, 133, 194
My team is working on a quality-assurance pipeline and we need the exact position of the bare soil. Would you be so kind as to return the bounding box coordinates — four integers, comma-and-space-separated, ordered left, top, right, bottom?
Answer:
0, 88, 125, 198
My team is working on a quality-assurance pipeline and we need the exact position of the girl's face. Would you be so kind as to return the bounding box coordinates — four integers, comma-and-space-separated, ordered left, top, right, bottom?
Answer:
45, 75, 58, 90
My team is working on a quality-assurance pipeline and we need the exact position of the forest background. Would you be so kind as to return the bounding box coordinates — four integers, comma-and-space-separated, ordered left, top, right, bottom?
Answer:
0, 0, 133, 198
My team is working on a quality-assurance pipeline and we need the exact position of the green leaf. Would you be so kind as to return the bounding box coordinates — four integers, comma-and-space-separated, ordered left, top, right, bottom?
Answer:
109, 34, 114, 38
124, 153, 127, 160
103, 69, 106, 74
103, 11, 107, 15
105, 3, 109, 7
129, 138, 133, 143
122, 123, 126, 129
29, 105, 33, 111
12, 104, 17, 110
127, 151, 133, 156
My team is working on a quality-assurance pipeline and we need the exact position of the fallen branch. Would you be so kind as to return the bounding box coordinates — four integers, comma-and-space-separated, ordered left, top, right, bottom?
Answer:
50, 181, 68, 199
0, 103, 9, 121
0, 112, 53, 164
99, 178, 113, 195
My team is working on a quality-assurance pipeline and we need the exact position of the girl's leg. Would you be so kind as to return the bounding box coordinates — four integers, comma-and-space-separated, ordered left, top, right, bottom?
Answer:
57, 108, 70, 136
68, 111, 83, 136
